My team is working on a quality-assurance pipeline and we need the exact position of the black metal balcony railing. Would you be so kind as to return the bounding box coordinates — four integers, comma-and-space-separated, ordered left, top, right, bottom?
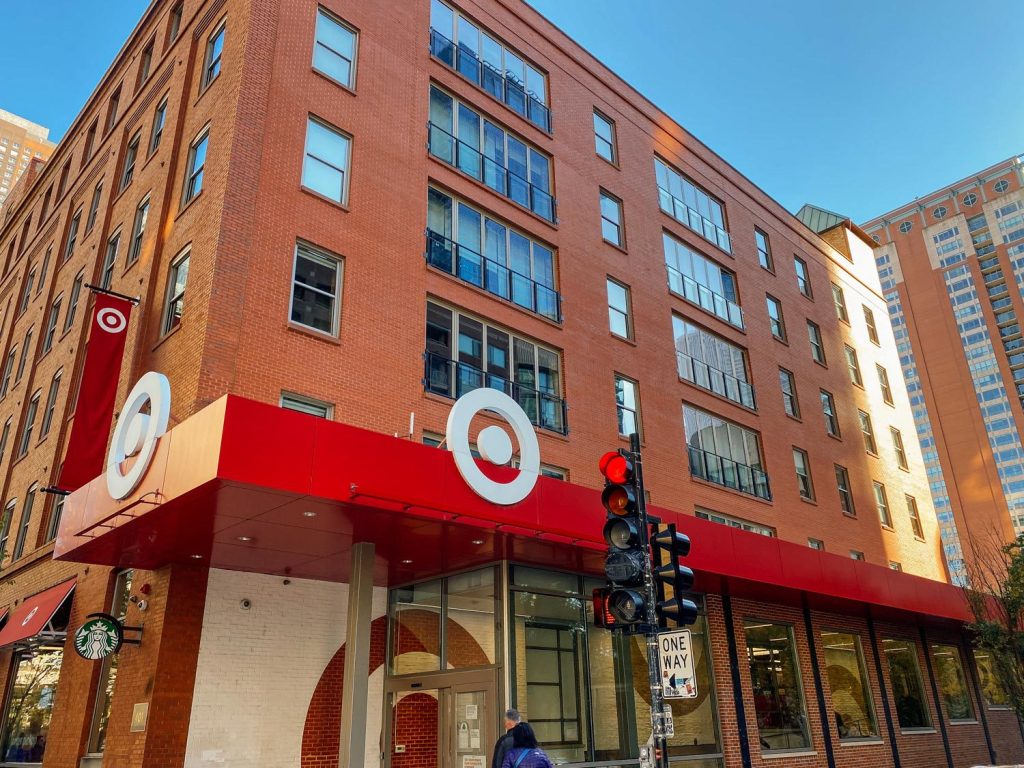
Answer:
677, 351, 756, 410
430, 28, 552, 133
428, 122, 555, 223
426, 231, 561, 322
424, 351, 567, 434
665, 264, 744, 329
687, 445, 771, 501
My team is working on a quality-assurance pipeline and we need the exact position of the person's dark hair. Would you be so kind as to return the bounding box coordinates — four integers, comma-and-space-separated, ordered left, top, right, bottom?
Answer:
511, 722, 538, 749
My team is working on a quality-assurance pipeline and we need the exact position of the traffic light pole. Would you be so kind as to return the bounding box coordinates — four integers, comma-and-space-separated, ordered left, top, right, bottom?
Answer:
630, 433, 671, 768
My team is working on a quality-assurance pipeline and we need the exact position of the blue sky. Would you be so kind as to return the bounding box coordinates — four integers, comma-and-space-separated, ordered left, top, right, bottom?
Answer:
2, 1, 1021, 222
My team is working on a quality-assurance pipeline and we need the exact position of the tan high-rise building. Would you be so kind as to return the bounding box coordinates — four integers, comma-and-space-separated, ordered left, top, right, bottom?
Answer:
856, 156, 1024, 583
0, 109, 56, 209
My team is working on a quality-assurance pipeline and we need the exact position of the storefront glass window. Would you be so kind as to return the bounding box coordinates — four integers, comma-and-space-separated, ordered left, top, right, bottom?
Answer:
446, 569, 496, 669
88, 569, 133, 753
744, 621, 810, 752
820, 631, 877, 740
882, 638, 931, 729
1, 647, 62, 763
390, 579, 442, 674
972, 650, 1010, 707
930, 643, 976, 721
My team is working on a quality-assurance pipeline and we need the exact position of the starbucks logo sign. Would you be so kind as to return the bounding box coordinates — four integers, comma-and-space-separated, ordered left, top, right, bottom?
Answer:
73, 613, 124, 660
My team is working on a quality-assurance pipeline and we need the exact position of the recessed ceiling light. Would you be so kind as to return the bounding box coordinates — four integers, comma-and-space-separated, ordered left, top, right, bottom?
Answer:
303, 510, 317, 518
190, 554, 203, 560
401, 559, 413, 565
472, 539, 484, 545
237, 536, 253, 543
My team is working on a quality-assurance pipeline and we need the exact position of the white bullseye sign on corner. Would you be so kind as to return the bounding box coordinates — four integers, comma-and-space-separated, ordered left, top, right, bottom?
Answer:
445, 388, 541, 506
106, 372, 172, 500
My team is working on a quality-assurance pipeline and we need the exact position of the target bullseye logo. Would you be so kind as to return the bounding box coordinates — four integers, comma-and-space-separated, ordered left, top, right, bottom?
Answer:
445, 388, 540, 505
106, 372, 171, 500
96, 307, 128, 334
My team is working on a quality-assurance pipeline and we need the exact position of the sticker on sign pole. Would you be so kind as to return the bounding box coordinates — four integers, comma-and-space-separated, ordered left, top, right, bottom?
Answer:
660, 629, 697, 699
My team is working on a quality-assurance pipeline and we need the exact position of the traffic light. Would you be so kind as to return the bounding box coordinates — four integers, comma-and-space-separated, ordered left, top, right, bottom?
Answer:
599, 450, 647, 628
651, 523, 698, 627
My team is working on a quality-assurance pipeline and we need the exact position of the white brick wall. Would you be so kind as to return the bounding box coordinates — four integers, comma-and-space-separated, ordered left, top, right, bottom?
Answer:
183, 569, 386, 767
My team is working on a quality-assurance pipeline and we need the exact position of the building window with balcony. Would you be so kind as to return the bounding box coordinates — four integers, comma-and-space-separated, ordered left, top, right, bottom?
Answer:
859, 410, 876, 454
655, 157, 731, 252
313, 7, 357, 88
606, 278, 631, 339
127, 197, 150, 265
745, 621, 810, 752
163, 247, 190, 334
614, 375, 640, 438
873, 481, 892, 527
755, 229, 773, 271
426, 188, 559, 321
429, 0, 550, 132
202, 20, 226, 89
600, 190, 623, 246
906, 495, 924, 539
425, 300, 565, 434
883, 638, 931, 729
877, 364, 894, 405
120, 131, 141, 191
663, 232, 742, 328
793, 448, 814, 500
822, 631, 878, 741
891, 427, 908, 469
684, 404, 770, 499
835, 465, 855, 515
182, 127, 209, 205
766, 295, 785, 340
593, 110, 616, 163
863, 305, 880, 344
291, 242, 342, 336
779, 368, 799, 418
821, 390, 839, 436
673, 315, 755, 409
831, 283, 848, 323
101, 231, 120, 290
281, 393, 333, 418
808, 321, 826, 364
844, 345, 862, 386
794, 255, 812, 297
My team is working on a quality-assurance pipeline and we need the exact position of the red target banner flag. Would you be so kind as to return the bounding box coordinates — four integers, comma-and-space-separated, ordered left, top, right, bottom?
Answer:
57, 292, 134, 492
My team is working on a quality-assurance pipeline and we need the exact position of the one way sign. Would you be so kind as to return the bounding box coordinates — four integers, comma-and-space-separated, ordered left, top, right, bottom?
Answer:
660, 629, 697, 699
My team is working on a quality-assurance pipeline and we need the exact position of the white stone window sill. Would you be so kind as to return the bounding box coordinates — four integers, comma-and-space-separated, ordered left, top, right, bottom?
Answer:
838, 739, 885, 747
762, 751, 817, 760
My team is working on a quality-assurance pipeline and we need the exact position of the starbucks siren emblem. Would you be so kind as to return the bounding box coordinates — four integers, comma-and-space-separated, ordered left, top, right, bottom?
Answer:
73, 614, 123, 660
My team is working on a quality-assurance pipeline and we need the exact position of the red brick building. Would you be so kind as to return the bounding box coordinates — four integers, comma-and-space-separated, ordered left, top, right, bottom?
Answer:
0, 0, 1014, 767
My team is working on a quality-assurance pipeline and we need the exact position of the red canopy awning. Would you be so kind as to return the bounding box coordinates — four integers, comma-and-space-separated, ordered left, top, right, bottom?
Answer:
0, 579, 76, 649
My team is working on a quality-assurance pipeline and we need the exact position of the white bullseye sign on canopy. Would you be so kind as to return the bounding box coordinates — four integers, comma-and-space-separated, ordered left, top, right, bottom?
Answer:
106, 372, 171, 500
445, 388, 541, 506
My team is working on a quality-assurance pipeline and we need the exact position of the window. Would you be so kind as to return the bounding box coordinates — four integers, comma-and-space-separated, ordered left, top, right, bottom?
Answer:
891, 427, 908, 469
86, 182, 103, 233
898, 221, 913, 234
889, 562, 902, 571
906, 495, 924, 539
859, 411, 876, 454
994, 178, 1010, 194
46, 493, 65, 544
137, 40, 154, 88
973, 650, 1010, 707
807, 321, 825, 364
64, 272, 84, 332
106, 86, 121, 133
150, 97, 168, 153
793, 448, 814, 500
696, 507, 775, 537
280, 393, 333, 418
674, 315, 755, 408
19, 267, 35, 315
606, 279, 631, 339
15, 329, 32, 383
291, 242, 342, 335
655, 157, 731, 252
0, 418, 10, 463
163, 248, 190, 334
600, 190, 623, 247
873, 482, 892, 527
42, 296, 61, 354
425, 301, 565, 433
0, 646, 63, 762
883, 639, 931, 729
614, 375, 640, 438
766, 295, 786, 340
313, 8, 357, 88
844, 345, 862, 386
808, 538, 824, 550
426, 187, 559, 321
835, 465, 854, 515
928, 644, 975, 721
83, 121, 98, 166
821, 631, 878, 740
427, 87, 555, 222
101, 231, 120, 290
863, 305, 880, 344
794, 256, 811, 297
877, 365, 894, 405
831, 283, 849, 322
127, 197, 150, 265
182, 127, 209, 204
87, 569, 134, 753
755, 229, 773, 271
168, 2, 183, 42
745, 621, 810, 751
663, 232, 743, 329
202, 21, 226, 88
593, 110, 616, 163
39, 369, 62, 440
779, 368, 799, 418
0, 349, 15, 398
0, 500, 13, 557
302, 117, 349, 204
684, 404, 770, 500
12, 485, 36, 560
18, 391, 40, 457
850, 550, 865, 561
56, 160, 72, 200
64, 209, 82, 261
821, 390, 839, 436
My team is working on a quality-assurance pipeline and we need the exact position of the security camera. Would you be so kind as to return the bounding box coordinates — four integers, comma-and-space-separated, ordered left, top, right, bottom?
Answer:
240, 598, 252, 610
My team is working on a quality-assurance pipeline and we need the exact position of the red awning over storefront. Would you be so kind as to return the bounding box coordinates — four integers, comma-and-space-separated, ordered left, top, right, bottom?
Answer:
0, 579, 76, 649
55, 395, 972, 624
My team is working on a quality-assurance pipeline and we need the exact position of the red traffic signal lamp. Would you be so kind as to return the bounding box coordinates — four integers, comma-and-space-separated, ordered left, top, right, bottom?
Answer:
599, 448, 647, 629
599, 450, 633, 485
